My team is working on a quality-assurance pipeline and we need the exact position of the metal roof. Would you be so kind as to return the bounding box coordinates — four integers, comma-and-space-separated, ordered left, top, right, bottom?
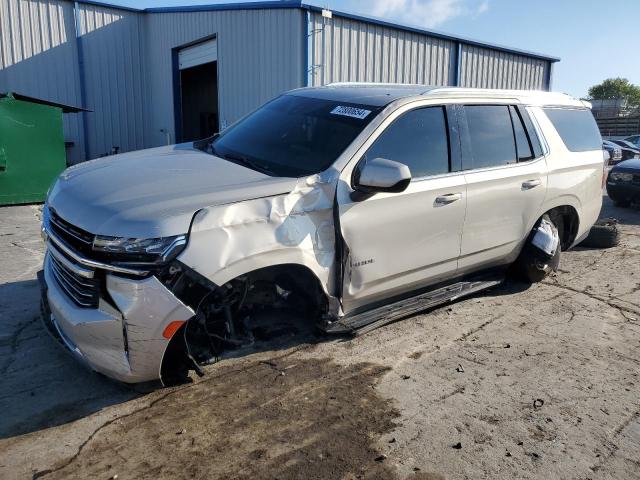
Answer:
74, 0, 560, 63
0, 93, 90, 113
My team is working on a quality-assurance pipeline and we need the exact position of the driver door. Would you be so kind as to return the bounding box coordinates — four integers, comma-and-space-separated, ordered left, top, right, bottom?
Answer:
337, 105, 467, 314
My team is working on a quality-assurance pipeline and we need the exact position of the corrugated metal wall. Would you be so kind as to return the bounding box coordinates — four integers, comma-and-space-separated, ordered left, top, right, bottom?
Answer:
1, 2, 553, 163
0, 1, 303, 161
308, 12, 456, 87
143, 8, 305, 148
0, 0, 85, 163
458, 44, 549, 90
76, 3, 146, 157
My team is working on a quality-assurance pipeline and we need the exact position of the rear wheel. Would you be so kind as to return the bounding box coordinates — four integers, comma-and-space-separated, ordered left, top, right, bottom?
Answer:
513, 215, 561, 283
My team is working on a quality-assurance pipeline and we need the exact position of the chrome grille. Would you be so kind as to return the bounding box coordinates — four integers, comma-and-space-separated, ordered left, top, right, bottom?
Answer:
48, 250, 101, 308
48, 209, 94, 256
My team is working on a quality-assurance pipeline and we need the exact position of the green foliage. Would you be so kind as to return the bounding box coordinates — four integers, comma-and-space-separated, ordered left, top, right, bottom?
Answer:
588, 78, 640, 106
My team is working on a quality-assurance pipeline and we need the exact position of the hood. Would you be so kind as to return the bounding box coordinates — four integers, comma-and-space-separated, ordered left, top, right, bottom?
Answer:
613, 158, 640, 172
47, 143, 299, 238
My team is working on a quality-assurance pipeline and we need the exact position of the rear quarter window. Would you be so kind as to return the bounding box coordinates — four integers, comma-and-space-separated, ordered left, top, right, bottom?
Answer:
542, 108, 602, 152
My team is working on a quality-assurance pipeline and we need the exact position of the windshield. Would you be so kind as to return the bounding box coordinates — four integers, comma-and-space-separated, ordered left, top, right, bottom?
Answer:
199, 94, 381, 177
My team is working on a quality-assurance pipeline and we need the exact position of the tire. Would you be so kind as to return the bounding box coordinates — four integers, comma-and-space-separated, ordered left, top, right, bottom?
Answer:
580, 219, 620, 248
518, 240, 561, 283
512, 215, 561, 283
613, 199, 631, 208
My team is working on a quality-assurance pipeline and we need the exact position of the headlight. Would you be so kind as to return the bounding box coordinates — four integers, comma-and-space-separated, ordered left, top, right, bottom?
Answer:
609, 172, 633, 182
92, 234, 187, 263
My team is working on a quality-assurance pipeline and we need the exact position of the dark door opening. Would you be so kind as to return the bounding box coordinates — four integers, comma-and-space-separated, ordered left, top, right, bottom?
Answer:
179, 61, 219, 142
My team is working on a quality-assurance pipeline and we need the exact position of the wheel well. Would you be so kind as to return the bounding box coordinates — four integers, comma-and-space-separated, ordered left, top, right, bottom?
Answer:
238, 264, 329, 312
158, 263, 328, 383
546, 205, 580, 250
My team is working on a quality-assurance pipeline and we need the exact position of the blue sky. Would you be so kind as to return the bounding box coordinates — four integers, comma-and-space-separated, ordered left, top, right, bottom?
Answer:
105, 0, 639, 98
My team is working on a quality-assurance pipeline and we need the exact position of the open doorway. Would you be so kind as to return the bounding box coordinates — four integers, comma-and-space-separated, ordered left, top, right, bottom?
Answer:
176, 37, 219, 142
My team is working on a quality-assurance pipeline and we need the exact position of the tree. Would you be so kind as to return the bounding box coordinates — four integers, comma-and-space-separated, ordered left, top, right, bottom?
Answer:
588, 78, 640, 106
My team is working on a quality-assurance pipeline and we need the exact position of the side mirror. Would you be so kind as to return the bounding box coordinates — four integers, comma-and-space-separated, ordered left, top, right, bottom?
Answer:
353, 157, 412, 194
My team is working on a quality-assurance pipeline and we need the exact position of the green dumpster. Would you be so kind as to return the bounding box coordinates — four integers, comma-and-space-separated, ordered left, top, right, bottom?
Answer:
0, 92, 86, 206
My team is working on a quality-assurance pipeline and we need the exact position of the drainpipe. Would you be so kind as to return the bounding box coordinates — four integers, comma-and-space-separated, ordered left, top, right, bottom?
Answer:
305, 10, 313, 87
455, 42, 462, 87
73, 2, 89, 160
305, 9, 330, 87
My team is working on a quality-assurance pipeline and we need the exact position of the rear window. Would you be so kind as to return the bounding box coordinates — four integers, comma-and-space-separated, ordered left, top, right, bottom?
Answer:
543, 108, 601, 152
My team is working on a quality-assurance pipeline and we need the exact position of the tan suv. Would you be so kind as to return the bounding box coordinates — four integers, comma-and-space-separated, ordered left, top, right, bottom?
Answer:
40, 84, 604, 383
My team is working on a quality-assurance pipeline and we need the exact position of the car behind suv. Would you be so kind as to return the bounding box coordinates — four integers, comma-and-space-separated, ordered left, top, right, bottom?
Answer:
40, 85, 605, 383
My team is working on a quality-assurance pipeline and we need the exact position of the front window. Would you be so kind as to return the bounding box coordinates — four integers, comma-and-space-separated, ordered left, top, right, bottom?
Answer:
364, 106, 450, 178
198, 95, 381, 177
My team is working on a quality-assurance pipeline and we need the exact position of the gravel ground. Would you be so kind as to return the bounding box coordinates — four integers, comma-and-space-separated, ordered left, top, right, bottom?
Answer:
0, 198, 639, 480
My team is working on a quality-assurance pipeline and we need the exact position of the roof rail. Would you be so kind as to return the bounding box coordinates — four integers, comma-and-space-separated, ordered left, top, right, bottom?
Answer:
325, 82, 434, 95
326, 82, 427, 87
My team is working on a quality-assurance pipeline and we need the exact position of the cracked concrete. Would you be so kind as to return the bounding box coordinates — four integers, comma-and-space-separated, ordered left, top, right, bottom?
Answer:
1, 198, 639, 480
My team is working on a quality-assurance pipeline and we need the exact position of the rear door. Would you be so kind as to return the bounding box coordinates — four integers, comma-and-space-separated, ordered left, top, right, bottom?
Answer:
458, 103, 548, 273
337, 104, 467, 314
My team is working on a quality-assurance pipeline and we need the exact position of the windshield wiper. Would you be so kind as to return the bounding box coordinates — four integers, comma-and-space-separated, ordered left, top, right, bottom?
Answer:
219, 152, 274, 175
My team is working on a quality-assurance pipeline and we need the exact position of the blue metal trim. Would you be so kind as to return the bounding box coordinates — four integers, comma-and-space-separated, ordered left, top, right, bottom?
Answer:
452, 42, 461, 86
73, 2, 90, 159
73, 0, 560, 63
74, 0, 142, 13
174, 33, 218, 51
147, 0, 302, 13
73, 0, 303, 13
544, 62, 554, 91
171, 47, 182, 143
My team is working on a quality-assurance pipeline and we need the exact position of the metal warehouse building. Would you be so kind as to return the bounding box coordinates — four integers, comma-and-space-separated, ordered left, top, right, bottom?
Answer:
0, 0, 559, 164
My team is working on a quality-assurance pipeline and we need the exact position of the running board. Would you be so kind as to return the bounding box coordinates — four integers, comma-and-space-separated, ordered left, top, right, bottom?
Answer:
325, 277, 504, 336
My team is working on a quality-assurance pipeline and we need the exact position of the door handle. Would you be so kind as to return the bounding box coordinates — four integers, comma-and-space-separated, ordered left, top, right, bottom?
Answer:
522, 179, 542, 190
435, 193, 463, 205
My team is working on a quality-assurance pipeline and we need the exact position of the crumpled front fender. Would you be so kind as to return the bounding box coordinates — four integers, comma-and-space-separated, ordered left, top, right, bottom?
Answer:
177, 174, 338, 295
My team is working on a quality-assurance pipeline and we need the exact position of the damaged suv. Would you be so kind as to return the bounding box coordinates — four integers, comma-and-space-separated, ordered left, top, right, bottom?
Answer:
39, 84, 604, 383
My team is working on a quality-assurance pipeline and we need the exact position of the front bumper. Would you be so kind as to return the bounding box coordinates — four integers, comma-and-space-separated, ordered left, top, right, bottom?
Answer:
39, 251, 194, 383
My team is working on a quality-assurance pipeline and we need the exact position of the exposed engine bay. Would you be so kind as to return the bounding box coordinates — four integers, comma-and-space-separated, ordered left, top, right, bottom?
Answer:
157, 262, 327, 383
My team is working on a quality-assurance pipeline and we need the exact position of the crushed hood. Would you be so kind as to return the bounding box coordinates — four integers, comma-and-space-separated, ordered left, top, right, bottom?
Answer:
47, 143, 299, 238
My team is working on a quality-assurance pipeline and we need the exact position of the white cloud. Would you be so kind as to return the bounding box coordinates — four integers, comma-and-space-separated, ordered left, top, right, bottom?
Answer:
367, 0, 490, 28
477, 0, 489, 14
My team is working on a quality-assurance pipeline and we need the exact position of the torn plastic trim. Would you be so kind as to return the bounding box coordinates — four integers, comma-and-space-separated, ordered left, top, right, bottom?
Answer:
531, 217, 560, 258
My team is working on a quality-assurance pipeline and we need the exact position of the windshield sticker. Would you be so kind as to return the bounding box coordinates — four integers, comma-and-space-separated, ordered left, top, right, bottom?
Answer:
330, 105, 371, 120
